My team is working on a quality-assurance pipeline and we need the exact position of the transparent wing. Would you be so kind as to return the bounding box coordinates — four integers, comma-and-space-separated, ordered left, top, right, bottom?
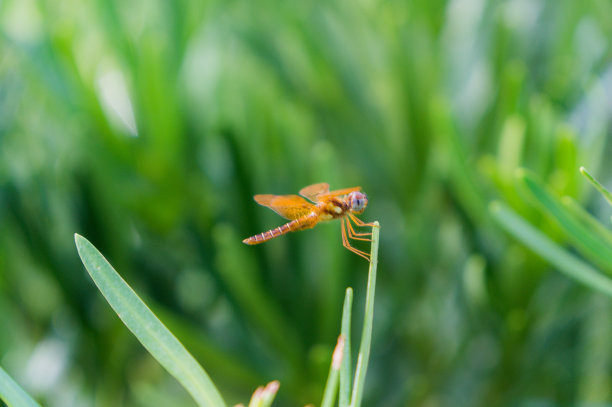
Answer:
299, 183, 330, 202
253, 194, 315, 220
321, 186, 362, 198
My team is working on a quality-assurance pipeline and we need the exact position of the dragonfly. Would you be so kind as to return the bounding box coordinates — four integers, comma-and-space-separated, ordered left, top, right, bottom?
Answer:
243, 183, 377, 260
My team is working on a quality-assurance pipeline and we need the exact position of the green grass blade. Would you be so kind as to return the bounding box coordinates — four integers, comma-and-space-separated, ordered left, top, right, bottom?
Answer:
490, 203, 612, 297
339, 288, 353, 407
581, 166, 612, 206
74, 234, 226, 407
517, 169, 612, 272
0, 366, 42, 407
560, 196, 612, 248
350, 221, 380, 407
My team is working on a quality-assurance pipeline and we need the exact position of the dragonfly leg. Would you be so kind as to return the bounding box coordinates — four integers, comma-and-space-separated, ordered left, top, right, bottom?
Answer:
341, 218, 371, 261
347, 214, 375, 236
348, 213, 379, 228
346, 216, 372, 242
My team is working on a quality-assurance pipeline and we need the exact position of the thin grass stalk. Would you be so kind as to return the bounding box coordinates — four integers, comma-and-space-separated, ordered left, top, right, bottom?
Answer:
349, 221, 380, 407
581, 167, 612, 206
339, 288, 353, 407
320, 336, 345, 407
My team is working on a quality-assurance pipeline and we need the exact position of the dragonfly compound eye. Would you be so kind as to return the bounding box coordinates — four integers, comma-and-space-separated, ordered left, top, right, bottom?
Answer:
349, 192, 368, 213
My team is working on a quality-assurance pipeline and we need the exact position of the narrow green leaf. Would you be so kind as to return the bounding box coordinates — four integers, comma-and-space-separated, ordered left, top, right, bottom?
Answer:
0, 366, 42, 407
350, 221, 380, 407
581, 166, 612, 206
490, 203, 612, 297
339, 288, 353, 407
74, 234, 226, 407
517, 169, 612, 272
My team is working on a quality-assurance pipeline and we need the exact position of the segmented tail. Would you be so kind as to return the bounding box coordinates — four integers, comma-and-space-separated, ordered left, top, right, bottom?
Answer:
243, 215, 315, 245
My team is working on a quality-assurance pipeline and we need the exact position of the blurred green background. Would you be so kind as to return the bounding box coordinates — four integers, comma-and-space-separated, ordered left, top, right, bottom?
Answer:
1, 0, 612, 405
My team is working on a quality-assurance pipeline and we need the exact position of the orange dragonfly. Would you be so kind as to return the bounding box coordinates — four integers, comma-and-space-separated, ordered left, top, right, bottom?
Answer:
243, 183, 377, 260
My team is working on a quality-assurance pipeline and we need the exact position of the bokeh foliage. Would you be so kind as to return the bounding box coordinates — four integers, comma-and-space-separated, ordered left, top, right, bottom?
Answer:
1, 0, 612, 405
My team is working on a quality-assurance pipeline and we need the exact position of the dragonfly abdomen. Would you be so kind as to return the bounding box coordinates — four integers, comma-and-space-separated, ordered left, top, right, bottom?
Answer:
243, 214, 318, 245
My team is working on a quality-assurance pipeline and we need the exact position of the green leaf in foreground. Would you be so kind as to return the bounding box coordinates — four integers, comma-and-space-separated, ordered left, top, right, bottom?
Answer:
580, 166, 612, 206
74, 234, 226, 407
490, 203, 612, 297
0, 366, 42, 407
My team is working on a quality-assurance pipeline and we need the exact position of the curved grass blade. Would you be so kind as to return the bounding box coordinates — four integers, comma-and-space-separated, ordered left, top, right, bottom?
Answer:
350, 221, 380, 407
490, 203, 612, 297
561, 197, 612, 248
0, 366, 42, 407
517, 169, 612, 272
74, 234, 226, 407
581, 166, 612, 206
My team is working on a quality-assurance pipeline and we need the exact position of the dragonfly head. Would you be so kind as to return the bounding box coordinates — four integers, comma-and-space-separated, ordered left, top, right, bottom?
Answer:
347, 191, 368, 214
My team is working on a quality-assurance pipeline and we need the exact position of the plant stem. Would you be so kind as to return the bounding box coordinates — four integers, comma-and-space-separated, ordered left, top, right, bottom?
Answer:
350, 221, 380, 407
321, 336, 345, 407
339, 288, 353, 407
